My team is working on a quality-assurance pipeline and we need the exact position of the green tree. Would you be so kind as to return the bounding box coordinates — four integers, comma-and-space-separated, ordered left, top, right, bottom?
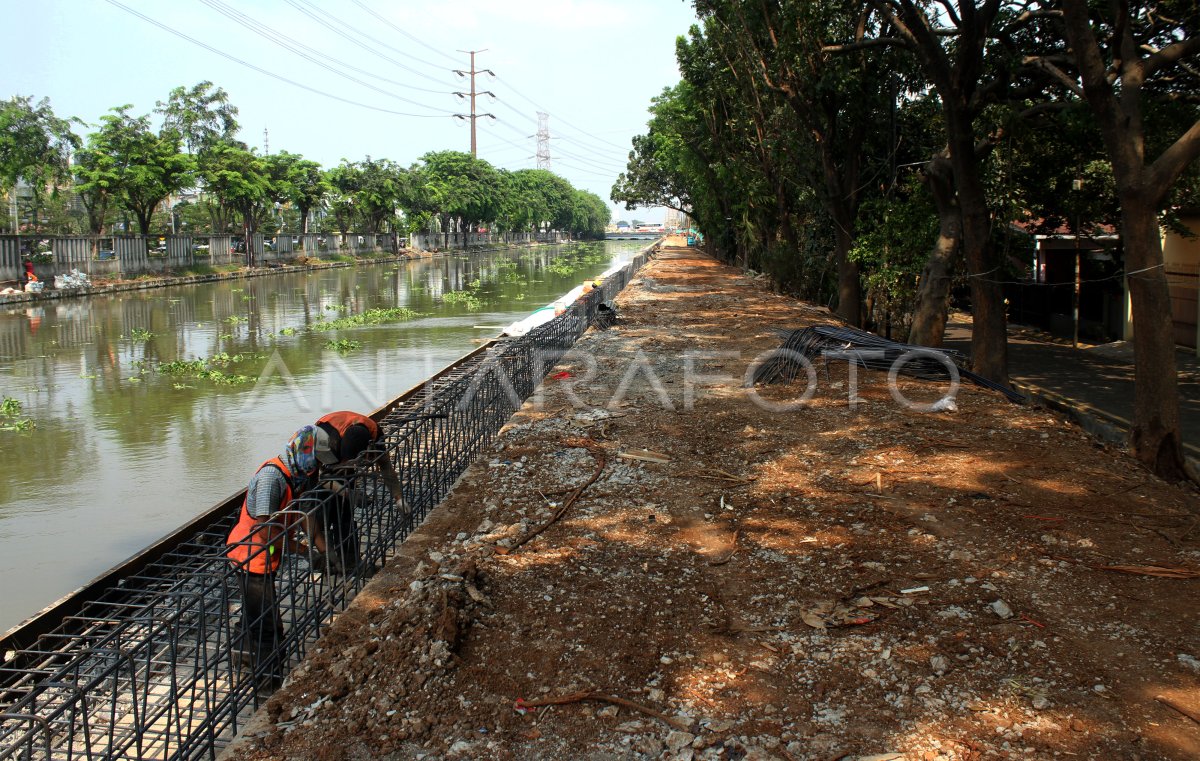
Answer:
569, 189, 610, 238
417, 151, 504, 240
694, 0, 904, 326
271, 153, 327, 234
354, 158, 404, 234
73, 128, 121, 235
156, 81, 239, 155
1055, 0, 1200, 480
0, 95, 80, 232
198, 141, 271, 260
79, 106, 193, 236
833, 1, 1072, 382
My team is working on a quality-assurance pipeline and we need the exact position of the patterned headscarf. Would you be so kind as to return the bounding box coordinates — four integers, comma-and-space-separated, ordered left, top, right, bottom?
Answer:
281, 425, 320, 491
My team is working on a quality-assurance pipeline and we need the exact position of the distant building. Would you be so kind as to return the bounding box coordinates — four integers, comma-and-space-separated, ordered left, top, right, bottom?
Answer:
1162, 212, 1199, 354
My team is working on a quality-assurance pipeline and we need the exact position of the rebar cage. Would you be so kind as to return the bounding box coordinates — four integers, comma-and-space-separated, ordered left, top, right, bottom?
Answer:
0, 248, 653, 760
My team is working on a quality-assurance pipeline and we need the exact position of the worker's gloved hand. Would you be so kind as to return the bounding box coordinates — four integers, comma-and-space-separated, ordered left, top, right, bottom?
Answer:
307, 550, 327, 573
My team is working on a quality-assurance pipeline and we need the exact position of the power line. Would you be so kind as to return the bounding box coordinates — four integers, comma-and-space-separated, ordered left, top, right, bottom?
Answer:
475, 142, 530, 156
197, 0, 456, 106
493, 121, 625, 176
349, 0, 462, 67
491, 90, 631, 160
492, 74, 630, 151
556, 133, 630, 161
554, 146, 626, 173
283, 0, 459, 89
553, 159, 620, 179
103, 0, 451, 119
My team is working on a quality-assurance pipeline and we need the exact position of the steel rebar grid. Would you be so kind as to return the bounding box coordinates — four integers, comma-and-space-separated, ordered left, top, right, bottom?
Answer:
750, 324, 1025, 403
0, 250, 651, 760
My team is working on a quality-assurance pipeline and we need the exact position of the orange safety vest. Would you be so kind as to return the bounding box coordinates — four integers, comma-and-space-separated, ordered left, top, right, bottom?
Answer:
316, 411, 379, 441
226, 457, 298, 574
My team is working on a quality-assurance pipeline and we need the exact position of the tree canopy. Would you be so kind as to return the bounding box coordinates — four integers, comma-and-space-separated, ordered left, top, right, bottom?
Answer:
613, 0, 1200, 480
2, 81, 610, 240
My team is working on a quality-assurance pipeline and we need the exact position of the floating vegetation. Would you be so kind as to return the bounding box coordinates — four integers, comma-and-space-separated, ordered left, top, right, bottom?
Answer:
495, 259, 524, 283
128, 327, 154, 341
279, 327, 298, 336
157, 354, 254, 385
172, 383, 194, 390
546, 249, 609, 277
225, 315, 248, 324
208, 352, 251, 367
546, 261, 577, 277
326, 339, 361, 354
324, 304, 350, 312
312, 307, 419, 331
442, 290, 484, 310
158, 359, 207, 375
0, 397, 35, 432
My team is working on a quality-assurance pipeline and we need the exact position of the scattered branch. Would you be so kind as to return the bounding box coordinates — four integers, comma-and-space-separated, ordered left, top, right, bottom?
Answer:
505, 437, 606, 552
1155, 695, 1200, 726
519, 691, 691, 731
1093, 564, 1200, 579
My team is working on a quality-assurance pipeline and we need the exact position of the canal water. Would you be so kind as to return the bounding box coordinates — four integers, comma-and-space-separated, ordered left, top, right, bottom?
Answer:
0, 241, 644, 632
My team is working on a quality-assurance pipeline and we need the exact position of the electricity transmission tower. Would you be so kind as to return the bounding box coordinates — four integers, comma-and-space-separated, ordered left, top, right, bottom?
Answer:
453, 49, 496, 157
535, 112, 552, 169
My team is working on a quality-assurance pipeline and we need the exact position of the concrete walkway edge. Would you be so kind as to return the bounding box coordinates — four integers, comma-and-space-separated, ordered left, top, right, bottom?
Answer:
1011, 379, 1200, 474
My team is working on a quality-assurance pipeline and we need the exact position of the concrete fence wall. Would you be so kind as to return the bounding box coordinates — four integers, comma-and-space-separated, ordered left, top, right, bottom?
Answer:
1, 229, 568, 287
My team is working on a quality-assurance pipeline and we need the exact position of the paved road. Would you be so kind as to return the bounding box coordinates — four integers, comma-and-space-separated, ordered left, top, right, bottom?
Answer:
943, 319, 1200, 464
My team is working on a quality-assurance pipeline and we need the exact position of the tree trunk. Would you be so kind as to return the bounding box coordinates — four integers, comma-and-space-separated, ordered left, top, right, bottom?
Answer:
910, 153, 962, 346
1121, 195, 1189, 479
947, 122, 1008, 383
135, 206, 153, 236
243, 211, 253, 267
832, 211, 862, 326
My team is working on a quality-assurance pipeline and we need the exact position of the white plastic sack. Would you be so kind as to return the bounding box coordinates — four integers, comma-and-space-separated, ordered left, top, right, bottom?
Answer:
53, 269, 92, 290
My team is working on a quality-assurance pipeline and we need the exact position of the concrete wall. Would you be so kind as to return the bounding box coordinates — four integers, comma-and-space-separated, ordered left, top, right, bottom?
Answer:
2, 230, 569, 293
0, 233, 408, 287
1161, 214, 1199, 352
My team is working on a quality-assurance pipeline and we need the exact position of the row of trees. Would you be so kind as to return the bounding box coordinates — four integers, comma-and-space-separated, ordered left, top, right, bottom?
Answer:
0, 82, 610, 241
612, 1, 1199, 480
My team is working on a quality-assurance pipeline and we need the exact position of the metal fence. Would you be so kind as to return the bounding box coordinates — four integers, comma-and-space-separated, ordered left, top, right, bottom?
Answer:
0, 247, 652, 760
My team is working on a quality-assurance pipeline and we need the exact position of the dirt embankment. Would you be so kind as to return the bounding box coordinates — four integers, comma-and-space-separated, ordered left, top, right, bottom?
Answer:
228, 248, 1200, 761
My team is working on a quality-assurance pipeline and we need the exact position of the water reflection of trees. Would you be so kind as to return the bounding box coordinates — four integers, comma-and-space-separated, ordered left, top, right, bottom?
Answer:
3, 243, 636, 479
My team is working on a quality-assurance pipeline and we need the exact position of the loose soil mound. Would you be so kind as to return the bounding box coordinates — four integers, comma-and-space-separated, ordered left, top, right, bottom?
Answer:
230, 248, 1200, 761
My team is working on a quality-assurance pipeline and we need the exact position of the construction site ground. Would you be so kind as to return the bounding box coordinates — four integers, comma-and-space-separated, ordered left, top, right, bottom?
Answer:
228, 245, 1200, 761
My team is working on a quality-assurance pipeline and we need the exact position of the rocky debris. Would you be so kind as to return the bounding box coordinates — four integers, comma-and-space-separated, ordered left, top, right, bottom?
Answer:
230, 248, 1200, 761
251, 556, 488, 758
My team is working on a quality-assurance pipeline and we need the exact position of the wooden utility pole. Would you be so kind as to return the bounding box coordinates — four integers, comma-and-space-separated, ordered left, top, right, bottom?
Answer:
453, 50, 496, 157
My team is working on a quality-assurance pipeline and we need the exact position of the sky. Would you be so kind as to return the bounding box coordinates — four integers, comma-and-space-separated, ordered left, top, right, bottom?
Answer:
6, 0, 701, 224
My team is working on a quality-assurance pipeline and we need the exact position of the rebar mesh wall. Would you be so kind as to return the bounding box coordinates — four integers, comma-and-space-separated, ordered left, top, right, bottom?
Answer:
0, 248, 652, 760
